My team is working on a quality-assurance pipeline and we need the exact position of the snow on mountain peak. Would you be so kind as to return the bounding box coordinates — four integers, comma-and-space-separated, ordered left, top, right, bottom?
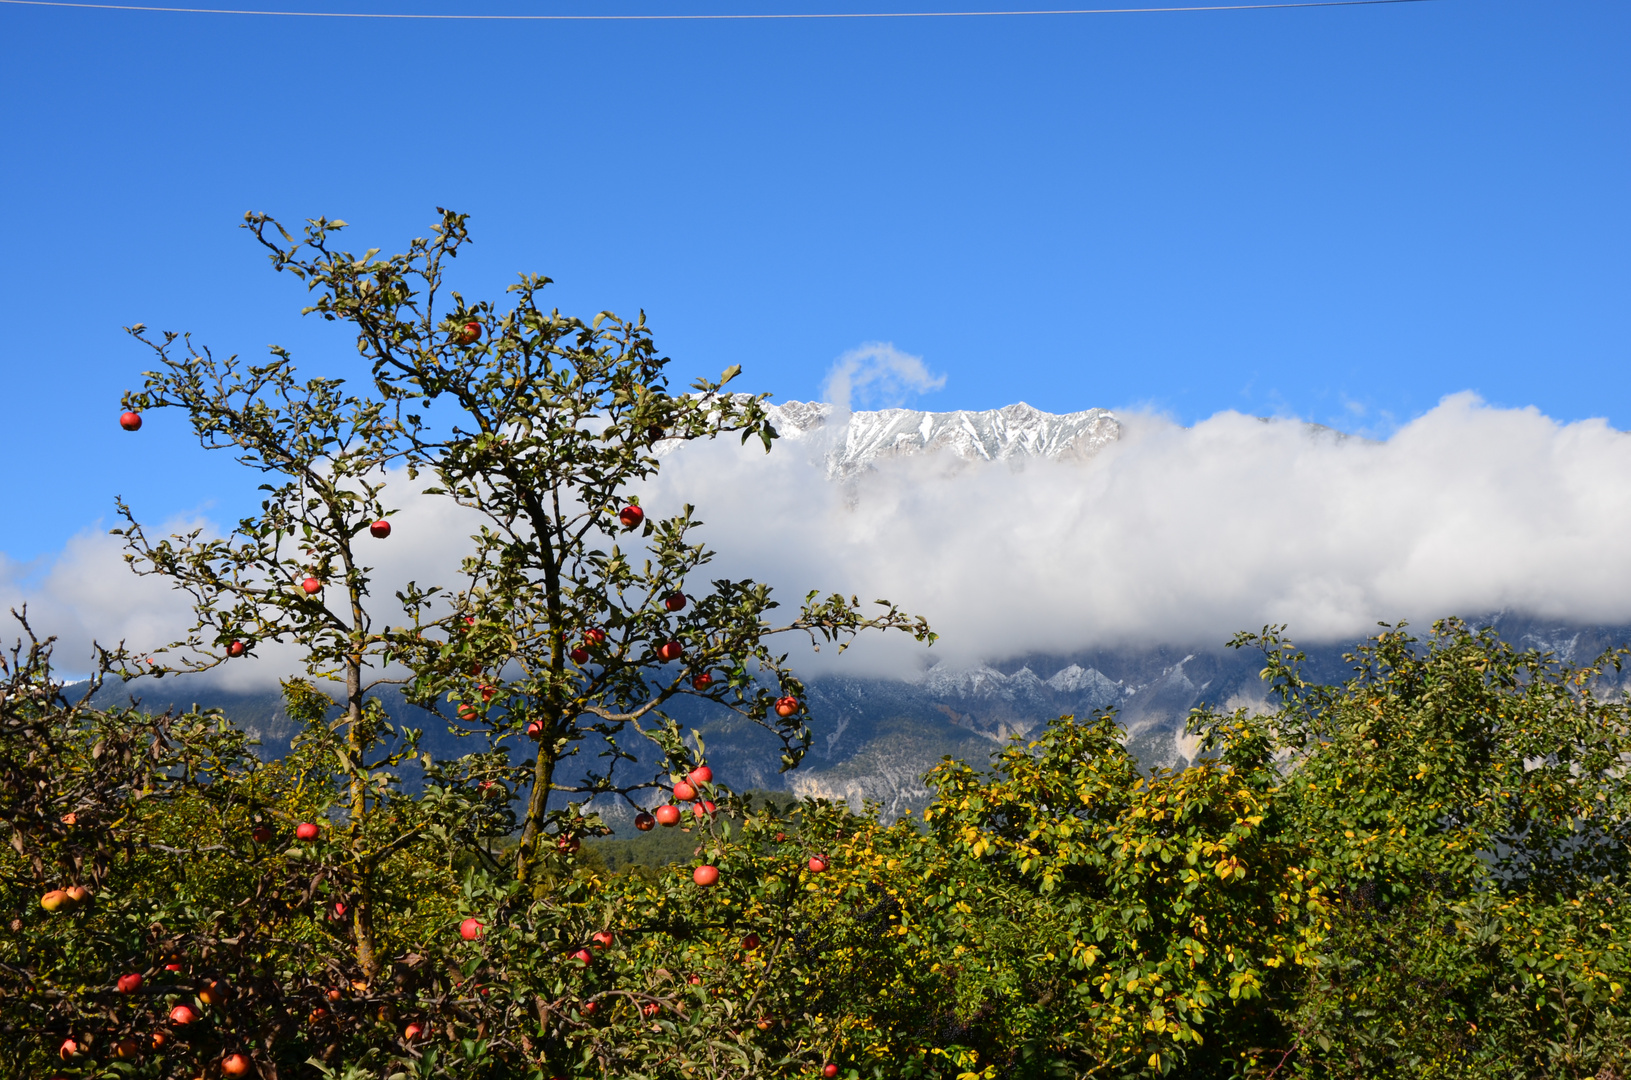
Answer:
763, 400, 1121, 478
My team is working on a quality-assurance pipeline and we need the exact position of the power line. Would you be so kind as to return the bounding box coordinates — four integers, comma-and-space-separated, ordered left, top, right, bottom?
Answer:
0, 0, 1440, 22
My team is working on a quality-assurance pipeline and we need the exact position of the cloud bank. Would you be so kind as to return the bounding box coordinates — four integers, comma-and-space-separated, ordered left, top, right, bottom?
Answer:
7, 392, 1631, 685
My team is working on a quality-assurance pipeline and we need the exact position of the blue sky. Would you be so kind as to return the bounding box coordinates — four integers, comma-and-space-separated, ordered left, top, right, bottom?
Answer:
0, 0, 1626, 562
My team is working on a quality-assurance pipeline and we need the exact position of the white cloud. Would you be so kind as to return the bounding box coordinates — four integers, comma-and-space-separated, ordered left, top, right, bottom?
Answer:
821, 342, 946, 413
8, 392, 1631, 687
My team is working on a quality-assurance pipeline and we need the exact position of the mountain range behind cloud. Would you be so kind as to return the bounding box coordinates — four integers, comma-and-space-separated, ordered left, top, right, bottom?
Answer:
6, 392, 1631, 686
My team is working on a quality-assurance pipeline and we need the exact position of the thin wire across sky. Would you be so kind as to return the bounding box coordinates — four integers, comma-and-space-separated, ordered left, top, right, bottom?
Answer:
0, 0, 1440, 21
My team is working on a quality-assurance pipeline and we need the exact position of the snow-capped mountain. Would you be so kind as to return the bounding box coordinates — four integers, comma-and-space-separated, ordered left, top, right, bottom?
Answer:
763, 401, 1122, 478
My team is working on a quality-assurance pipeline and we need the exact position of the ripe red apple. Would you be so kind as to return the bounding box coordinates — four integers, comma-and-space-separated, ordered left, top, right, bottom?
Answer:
301, 576, 322, 595
165, 961, 183, 972
310, 1006, 329, 1024
369, 519, 391, 538
222, 1053, 252, 1076
116, 972, 143, 994
692, 864, 719, 887
808, 855, 829, 874
199, 979, 228, 1006
403, 1022, 425, 1041
618, 504, 644, 529
526, 720, 544, 739
170, 1004, 198, 1025
113, 1038, 139, 1060
824, 1064, 840, 1078
775, 696, 800, 718
691, 672, 714, 690
40, 889, 70, 912
250, 824, 273, 844
692, 800, 717, 819
672, 781, 697, 802
686, 972, 702, 985
657, 641, 683, 662
332, 902, 347, 919
557, 834, 581, 855
227, 640, 247, 657
59, 1038, 80, 1059
479, 683, 496, 702
60, 811, 77, 825
634, 811, 655, 831
460, 917, 484, 941
641, 1002, 660, 1018
458, 703, 478, 721
570, 647, 589, 664
64, 885, 90, 906
774, 832, 787, 843
151, 1030, 169, 1049
664, 592, 687, 612
688, 765, 713, 785
296, 821, 321, 841
569, 948, 593, 966
452, 320, 482, 346
119, 410, 143, 431
739, 932, 763, 952
585, 627, 608, 646
477, 780, 501, 799
591, 930, 615, 949
654, 805, 681, 827
326, 988, 343, 1002
582, 999, 600, 1016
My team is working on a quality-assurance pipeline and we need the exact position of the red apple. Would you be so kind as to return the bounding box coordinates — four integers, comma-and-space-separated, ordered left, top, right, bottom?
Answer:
672, 781, 697, 802
691, 800, 716, 818
741, 932, 761, 952
332, 902, 347, 918
170, 1004, 198, 1025
570, 647, 589, 664
403, 1022, 425, 1041
251, 824, 273, 844
165, 961, 183, 972
64, 885, 90, 906
585, 627, 608, 646
479, 684, 496, 702
59, 1038, 79, 1059
688, 765, 713, 785
477, 780, 500, 798
113, 1038, 139, 1060
692, 864, 719, 887
222, 1053, 252, 1076
296, 821, 321, 841
452, 320, 482, 346
775, 832, 787, 843
526, 720, 544, 739
301, 576, 322, 595
591, 930, 615, 949
634, 811, 655, 831
60, 811, 77, 825
807, 855, 829, 874
582, 999, 600, 1016
775, 696, 800, 718
458, 703, 478, 721
199, 979, 228, 1006
326, 988, 343, 1002
119, 410, 143, 431
557, 834, 581, 855
40, 889, 69, 912
310, 1006, 329, 1024
569, 948, 593, 966
227, 640, 247, 657
657, 641, 683, 662
369, 519, 391, 538
151, 1031, 169, 1050
691, 672, 714, 690
116, 972, 143, 994
824, 1065, 840, 1078
664, 591, 687, 612
460, 917, 484, 941
618, 504, 644, 530
686, 973, 702, 985
641, 1002, 660, 1018
654, 805, 681, 827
